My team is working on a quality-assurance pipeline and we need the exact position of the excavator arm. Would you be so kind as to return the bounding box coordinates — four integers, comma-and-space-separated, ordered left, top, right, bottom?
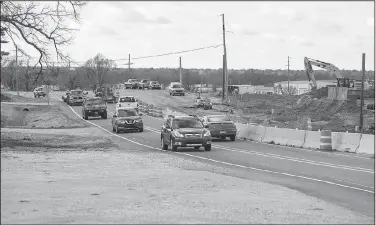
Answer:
304, 57, 349, 91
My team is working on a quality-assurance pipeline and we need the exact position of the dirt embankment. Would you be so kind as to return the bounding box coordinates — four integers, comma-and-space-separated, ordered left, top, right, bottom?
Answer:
1, 100, 88, 129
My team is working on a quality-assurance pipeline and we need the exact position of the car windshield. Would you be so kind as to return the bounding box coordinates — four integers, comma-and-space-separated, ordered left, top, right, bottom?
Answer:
151, 81, 159, 84
118, 110, 137, 117
86, 99, 105, 105
172, 119, 203, 129
71, 90, 83, 95
172, 84, 182, 88
142, 80, 149, 83
207, 116, 231, 122
119, 97, 135, 102
129, 80, 138, 83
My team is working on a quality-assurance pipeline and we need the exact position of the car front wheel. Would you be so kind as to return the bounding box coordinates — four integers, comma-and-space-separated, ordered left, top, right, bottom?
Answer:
161, 137, 168, 150
170, 138, 177, 151
230, 135, 236, 141
102, 110, 107, 119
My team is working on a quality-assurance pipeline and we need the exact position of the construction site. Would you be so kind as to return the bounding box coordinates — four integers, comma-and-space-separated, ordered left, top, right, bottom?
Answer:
217, 88, 375, 134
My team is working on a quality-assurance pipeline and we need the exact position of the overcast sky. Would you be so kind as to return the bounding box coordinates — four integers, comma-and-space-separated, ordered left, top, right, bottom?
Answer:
7, 1, 375, 70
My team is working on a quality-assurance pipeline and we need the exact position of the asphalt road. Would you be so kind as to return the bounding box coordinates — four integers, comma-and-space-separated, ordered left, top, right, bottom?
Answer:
50, 91, 375, 218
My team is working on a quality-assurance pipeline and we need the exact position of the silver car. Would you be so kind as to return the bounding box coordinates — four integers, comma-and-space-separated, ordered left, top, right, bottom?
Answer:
168, 83, 185, 96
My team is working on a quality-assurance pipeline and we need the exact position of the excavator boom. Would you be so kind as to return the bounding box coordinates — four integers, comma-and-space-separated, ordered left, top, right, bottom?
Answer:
304, 57, 349, 91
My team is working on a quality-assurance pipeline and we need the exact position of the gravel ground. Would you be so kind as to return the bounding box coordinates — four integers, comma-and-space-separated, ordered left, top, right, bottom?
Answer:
2, 146, 373, 224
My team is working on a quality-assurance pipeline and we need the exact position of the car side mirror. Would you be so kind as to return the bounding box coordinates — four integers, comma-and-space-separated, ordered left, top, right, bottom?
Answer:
113, 115, 117, 118
84, 92, 88, 95
139, 113, 143, 116
204, 124, 209, 128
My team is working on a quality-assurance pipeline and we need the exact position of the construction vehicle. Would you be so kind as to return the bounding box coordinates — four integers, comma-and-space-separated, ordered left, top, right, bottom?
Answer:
304, 57, 351, 96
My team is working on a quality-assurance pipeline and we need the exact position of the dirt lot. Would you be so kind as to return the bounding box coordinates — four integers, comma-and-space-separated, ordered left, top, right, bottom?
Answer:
1, 93, 373, 223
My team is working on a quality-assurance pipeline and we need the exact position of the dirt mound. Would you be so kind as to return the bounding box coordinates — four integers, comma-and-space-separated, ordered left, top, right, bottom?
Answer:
1, 93, 11, 102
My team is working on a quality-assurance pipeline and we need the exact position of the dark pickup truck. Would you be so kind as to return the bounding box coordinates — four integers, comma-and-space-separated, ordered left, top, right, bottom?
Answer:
82, 97, 108, 120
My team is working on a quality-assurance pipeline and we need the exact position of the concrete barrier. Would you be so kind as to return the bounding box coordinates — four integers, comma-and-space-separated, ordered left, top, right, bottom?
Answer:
248, 125, 266, 142
302, 131, 321, 149
356, 134, 375, 155
235, 123, 248, 139
331, 132, 362, 153
261, 127, 305, 147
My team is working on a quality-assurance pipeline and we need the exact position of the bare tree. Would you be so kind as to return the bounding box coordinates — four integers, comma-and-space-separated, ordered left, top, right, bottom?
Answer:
0, 1, 86, 84
84, 53, 115, 87
68, 69, 80, 90
0, 59, 16, 90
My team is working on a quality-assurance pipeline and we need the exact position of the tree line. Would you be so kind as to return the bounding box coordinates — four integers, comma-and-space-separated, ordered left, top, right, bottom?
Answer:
1, 53, 375, 91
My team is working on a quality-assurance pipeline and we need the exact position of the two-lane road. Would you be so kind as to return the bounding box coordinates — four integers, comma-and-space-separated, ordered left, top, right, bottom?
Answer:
63, 99, 374, 218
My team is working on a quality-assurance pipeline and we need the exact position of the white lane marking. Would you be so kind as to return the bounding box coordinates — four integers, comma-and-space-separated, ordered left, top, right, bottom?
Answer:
141, 114, 374, 160
142, 125, 374, 174
62, 100, 375, 194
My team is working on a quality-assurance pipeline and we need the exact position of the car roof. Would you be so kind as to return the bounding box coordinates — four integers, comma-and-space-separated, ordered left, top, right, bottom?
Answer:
116, 107, 137, 112
169, 115, 199, 120
204, 115, 226, 118
86, 97, 104, 101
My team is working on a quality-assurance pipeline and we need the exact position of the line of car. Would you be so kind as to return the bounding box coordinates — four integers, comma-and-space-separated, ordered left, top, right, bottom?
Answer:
124, 79, 162, 90
123, 79, 187, 97
63, 92, 238, 152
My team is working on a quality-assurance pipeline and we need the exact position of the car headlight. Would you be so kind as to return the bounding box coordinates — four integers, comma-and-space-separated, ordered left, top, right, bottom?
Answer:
204, 130, 211, 137
172, 130, 184, 138
135, 118, 142, 123
118, 120, 126, 124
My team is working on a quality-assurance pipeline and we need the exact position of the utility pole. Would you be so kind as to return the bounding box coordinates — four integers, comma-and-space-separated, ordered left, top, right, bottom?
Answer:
128, 54, 131, 77
222, 55, 225, 102
201, 71, 203, 94
179, 57, 182, 84
360, 53, 366, 131
221, 14, 228, 103
287, 56, 290, 95
68, 61, 71, 90
15, 45, 19, 96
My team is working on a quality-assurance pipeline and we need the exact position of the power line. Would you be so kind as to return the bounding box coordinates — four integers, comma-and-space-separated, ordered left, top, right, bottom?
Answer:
128, 44, 223, 60
5, 44, 223, 66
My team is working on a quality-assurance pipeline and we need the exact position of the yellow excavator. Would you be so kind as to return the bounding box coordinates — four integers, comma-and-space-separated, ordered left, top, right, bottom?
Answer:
304, 57, 353, 97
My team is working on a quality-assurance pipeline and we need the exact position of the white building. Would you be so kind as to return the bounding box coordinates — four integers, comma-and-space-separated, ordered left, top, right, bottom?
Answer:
228, 85, 274, 94
274, 80, 337, 95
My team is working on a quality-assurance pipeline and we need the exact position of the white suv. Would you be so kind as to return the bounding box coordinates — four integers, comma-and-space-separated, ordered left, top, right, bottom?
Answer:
168, 83, 185, 96
33, 87, 46, 98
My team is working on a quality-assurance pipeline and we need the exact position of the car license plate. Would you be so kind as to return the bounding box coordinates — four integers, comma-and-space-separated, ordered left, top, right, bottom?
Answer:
220, 131, 226, 134
187, 144, 201, 147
